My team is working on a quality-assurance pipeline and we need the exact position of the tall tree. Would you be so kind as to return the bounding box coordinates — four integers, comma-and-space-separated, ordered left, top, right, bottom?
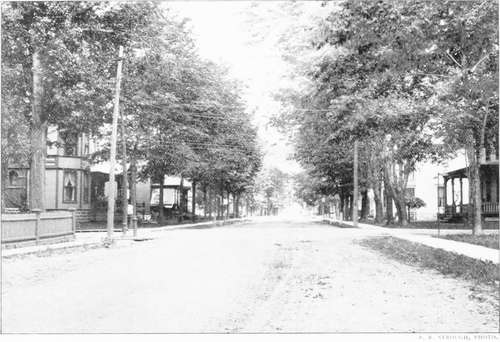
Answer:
2, 1, 161, 210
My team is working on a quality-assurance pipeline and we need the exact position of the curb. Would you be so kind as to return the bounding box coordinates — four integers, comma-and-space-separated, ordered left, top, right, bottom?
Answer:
2, 240, 104, 259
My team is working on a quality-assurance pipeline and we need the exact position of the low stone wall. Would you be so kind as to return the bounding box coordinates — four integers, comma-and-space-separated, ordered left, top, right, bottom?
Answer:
2, 210, 76, 245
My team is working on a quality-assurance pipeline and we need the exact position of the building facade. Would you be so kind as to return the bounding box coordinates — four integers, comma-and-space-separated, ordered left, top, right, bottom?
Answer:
5, 126, 94, 222
413, 149, 498, 222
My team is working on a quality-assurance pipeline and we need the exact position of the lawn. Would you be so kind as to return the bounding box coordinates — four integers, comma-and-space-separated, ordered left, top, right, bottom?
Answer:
366, 220, 499, 230
359, 236, 500, 286
438, 234, 499, 250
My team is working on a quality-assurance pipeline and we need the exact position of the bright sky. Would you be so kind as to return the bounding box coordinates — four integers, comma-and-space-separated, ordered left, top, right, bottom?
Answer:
167, 1, 303, 174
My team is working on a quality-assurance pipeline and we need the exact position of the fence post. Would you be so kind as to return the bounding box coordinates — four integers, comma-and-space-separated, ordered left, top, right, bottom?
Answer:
69, 208, 76, 238
32, 209, 41, 244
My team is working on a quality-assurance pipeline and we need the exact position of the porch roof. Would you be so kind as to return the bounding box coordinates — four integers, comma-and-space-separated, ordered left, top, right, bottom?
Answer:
443, 160, 499, 179
151, 176, 192, 188
90, 160, 148, 175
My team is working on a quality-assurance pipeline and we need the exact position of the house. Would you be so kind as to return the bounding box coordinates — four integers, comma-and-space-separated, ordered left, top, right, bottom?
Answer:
148, 176, 193, 221
440, 157, 498, 222
90, 162, 194, 222
5, 126, 94, 222
88, 161, 127, 222
343, 147, 498, 223
412, 149, 498, 222
5, 123, 199, 222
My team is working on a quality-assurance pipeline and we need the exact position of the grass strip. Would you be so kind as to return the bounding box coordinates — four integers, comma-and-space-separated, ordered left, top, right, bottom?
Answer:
437, 234, 499, 250
359, 236, 500, 286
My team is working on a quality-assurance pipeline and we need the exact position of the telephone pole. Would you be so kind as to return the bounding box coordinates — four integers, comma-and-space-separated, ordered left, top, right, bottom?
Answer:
120, 109, 128, 235
106, 45, 124, 241
353, 139, 359, 227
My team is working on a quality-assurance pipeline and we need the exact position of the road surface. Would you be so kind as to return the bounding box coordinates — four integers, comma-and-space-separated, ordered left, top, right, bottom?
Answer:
2, 218, 498, 333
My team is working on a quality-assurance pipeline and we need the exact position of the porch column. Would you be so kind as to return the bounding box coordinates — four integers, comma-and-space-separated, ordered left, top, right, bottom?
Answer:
459, 177, 463, 212
443, 176, 448, 209
451, 176, 455, 214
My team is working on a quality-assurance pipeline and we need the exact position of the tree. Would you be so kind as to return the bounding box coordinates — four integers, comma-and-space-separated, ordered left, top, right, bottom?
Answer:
1, 1, 161, 210
274, 0, 473, 226
427, 0, 498, 234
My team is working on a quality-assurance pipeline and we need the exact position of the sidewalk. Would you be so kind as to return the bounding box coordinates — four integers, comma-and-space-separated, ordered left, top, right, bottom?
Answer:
322, 218, 499, 264
2, 218, 249, 258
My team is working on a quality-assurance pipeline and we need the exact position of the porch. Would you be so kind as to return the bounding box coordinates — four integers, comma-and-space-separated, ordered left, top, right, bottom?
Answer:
442, 162, 499, 221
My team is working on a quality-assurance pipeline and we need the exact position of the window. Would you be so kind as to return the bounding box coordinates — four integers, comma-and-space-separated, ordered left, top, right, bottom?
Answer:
61, 131, 78, 156
63, 170, 77, 202
8, 170, 19, 186
83, 172, 90, 203
83, 141, 89, 156
83, 134, 90, 156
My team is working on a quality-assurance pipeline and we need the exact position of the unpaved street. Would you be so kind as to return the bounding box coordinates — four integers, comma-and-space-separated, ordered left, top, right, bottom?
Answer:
2, 219, 498, 333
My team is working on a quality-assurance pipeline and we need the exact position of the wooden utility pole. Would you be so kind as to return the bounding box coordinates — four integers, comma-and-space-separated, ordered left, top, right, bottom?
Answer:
353, 139, 359, 227
130, 154, 138, 237
179, 176, 184, 223
191, 180, 196, 222
120, 109, 128, 234
29, 49, 46, 211
106, 45, 124, 240
158, 175, 164, 224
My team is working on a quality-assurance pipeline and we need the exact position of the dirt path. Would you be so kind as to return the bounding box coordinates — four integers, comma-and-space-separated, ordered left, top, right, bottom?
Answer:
2, 219, 498, 333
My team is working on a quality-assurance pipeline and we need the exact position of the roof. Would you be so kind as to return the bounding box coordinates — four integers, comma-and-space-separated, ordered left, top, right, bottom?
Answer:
443, 160, 499, 178
90, 160, 148, 175
90, 162, 192, 188
90, 162, 124, 174
152, 176, 192, 188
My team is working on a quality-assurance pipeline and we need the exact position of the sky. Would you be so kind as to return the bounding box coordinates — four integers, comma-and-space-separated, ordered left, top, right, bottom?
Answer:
166, 1, 303, 174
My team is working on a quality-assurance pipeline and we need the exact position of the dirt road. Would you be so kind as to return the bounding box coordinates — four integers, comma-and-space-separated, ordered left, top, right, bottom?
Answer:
2, 219, 498, 333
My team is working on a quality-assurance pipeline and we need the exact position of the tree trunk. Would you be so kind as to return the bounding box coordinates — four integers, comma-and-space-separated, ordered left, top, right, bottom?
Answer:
394, 195, 408, 226
352, 139, 359, 226
384, 186, 393, 225
219, 183, 224, 219
208, 187, 213, 219
373, 182, 384, 224
235, 194, 240, 218
360, 189, 369, 221
216, 192, 220, 219
158, 175, 164, 224
339, 191, 345, 220
233, 193, 238, 218
471, 147, 483, 235
225, 191, 229, 220
345, 194, 352, 221
191, 180, 196, 222
203, 185, 207, 218
29, 49, 46, 211
179, 176, 184, 223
